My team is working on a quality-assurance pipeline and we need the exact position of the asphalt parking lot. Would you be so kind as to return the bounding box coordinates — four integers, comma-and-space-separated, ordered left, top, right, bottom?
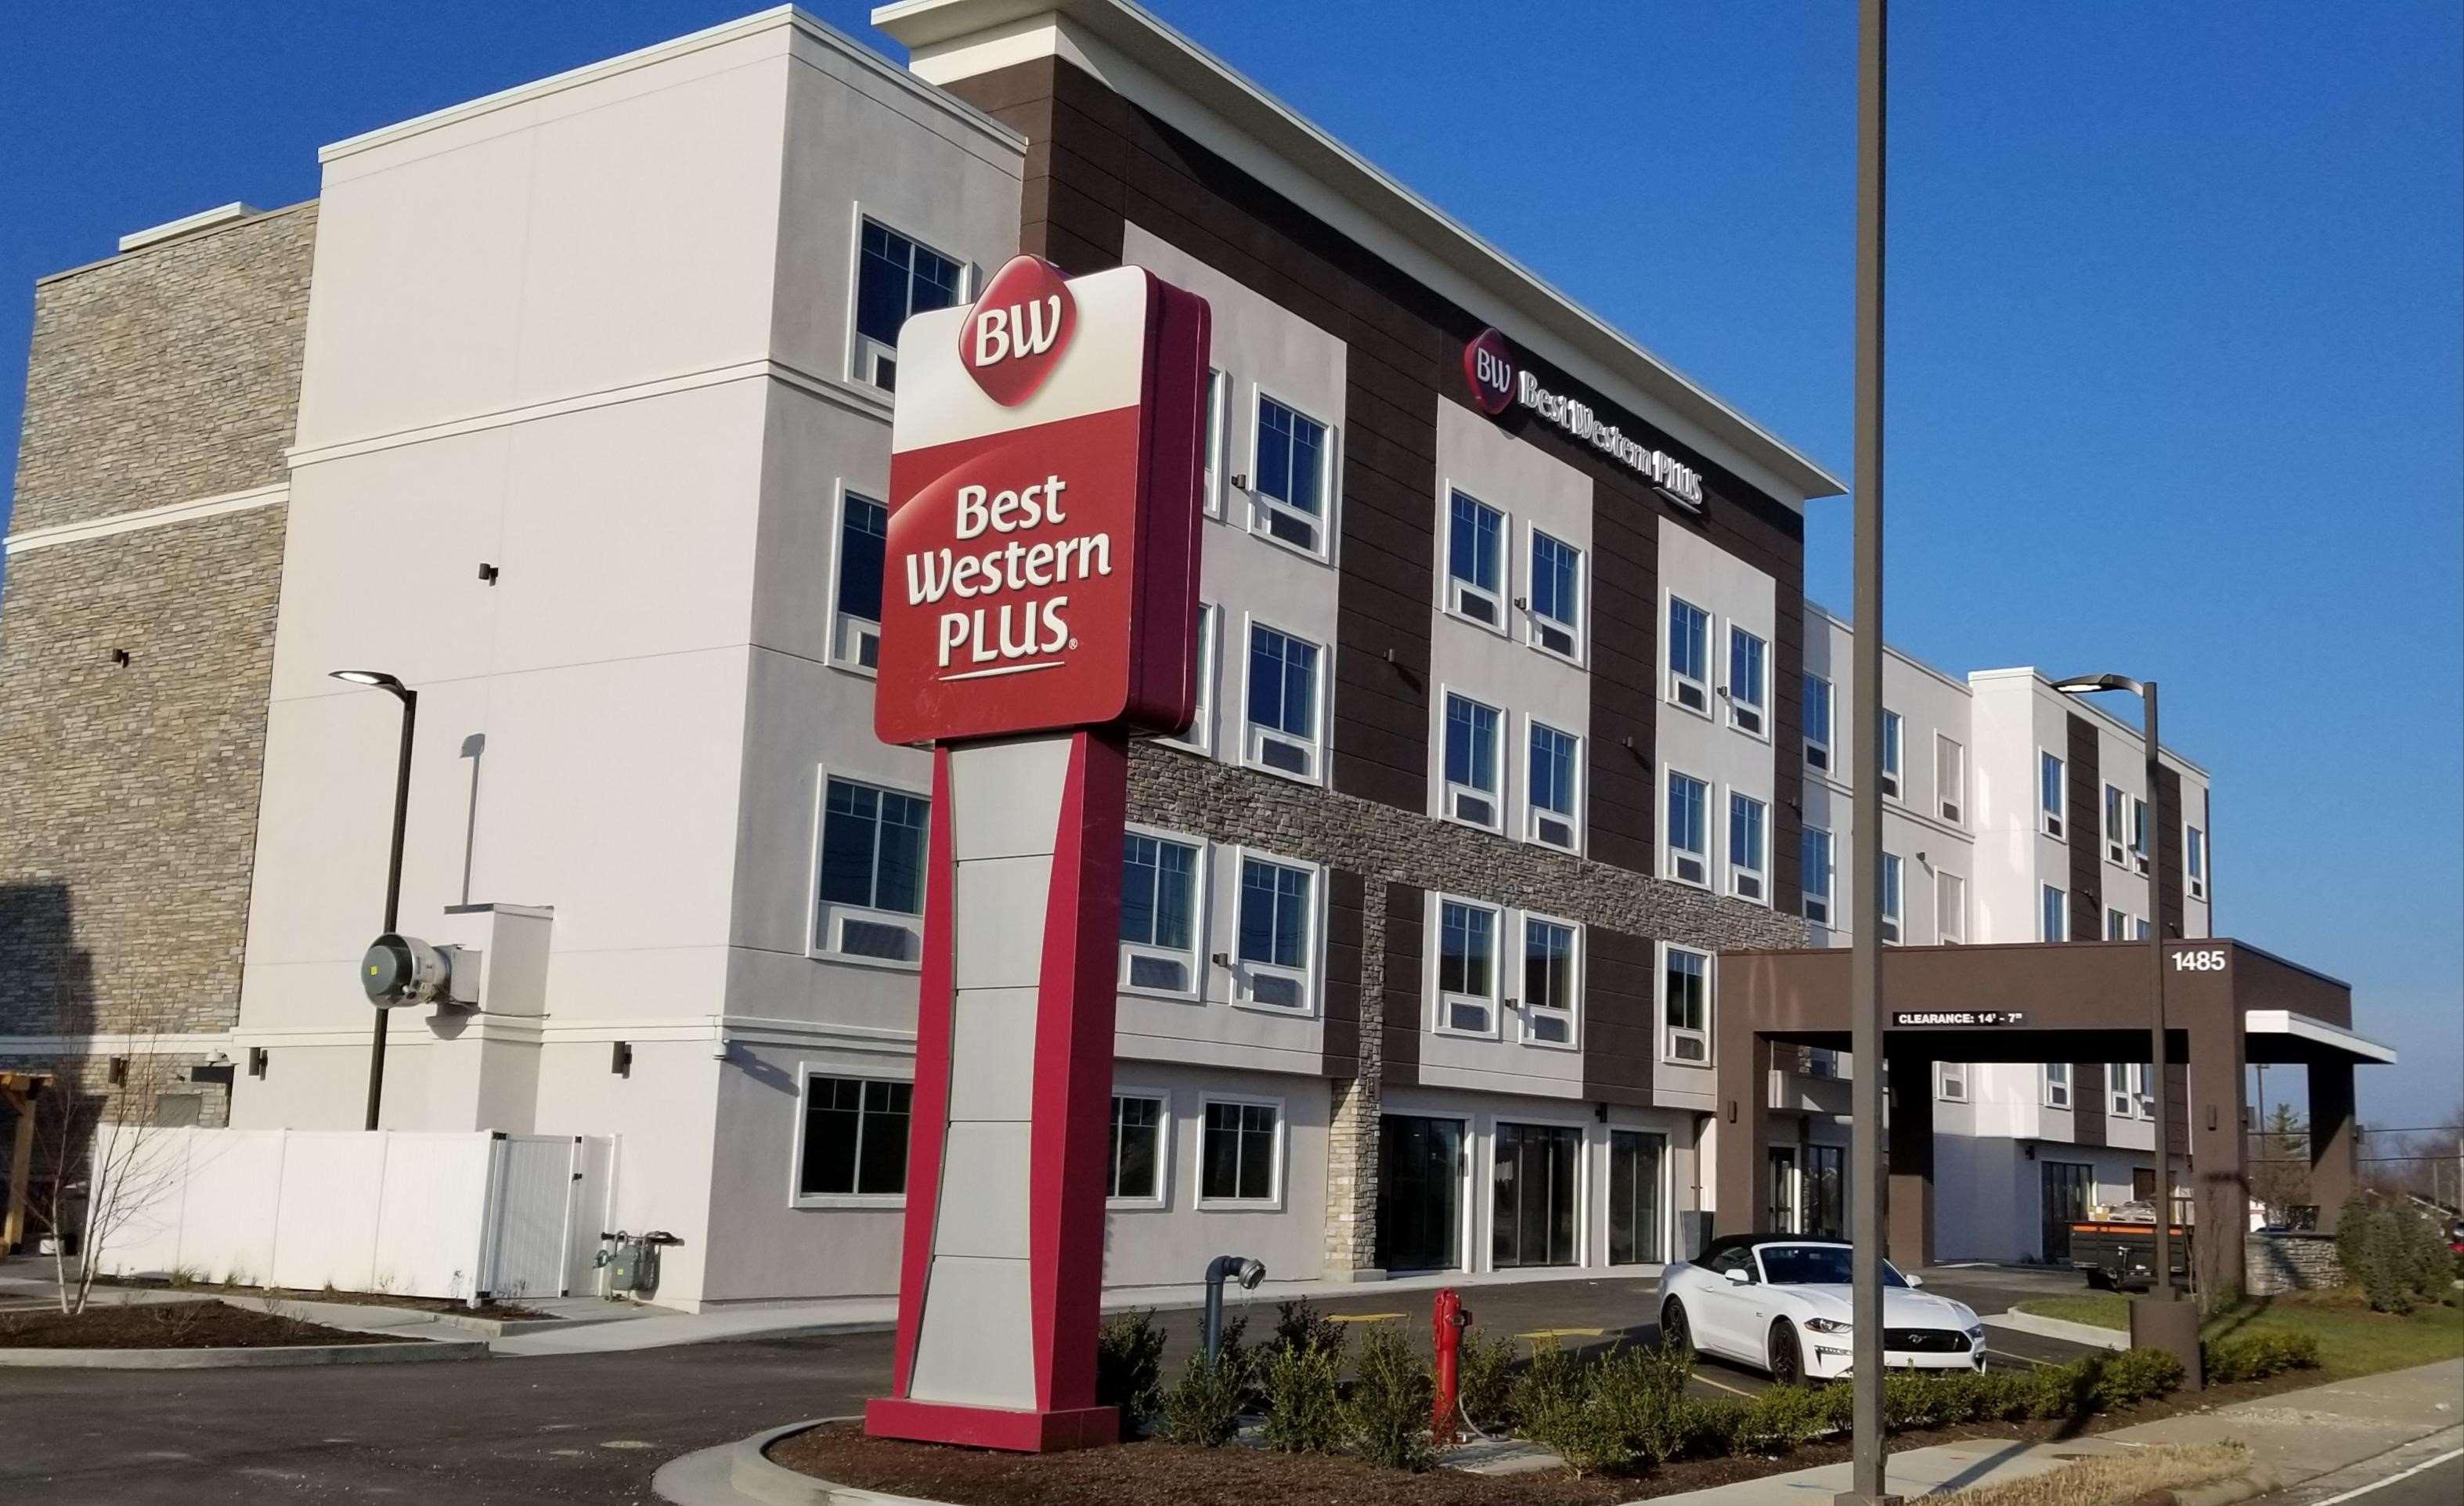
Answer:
0, 1263, 2105, 1505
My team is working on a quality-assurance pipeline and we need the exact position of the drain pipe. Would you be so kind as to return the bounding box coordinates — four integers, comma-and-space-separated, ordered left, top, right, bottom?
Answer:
1201, 1254, 1265, 1363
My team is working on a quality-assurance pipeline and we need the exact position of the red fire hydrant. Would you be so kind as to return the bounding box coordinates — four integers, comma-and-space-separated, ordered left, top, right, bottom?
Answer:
1431, 1288, 1469, 1445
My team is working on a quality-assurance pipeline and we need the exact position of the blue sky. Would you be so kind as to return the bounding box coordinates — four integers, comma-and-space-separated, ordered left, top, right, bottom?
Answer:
3, 3, 2457, 1124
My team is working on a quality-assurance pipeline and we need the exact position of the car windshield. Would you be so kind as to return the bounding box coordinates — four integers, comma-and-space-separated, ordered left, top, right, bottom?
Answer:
1756, 1244, 1907, 1288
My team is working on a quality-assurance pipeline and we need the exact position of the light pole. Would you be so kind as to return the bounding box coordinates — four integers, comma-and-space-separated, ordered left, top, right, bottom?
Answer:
330, 669, 417, 1132
2053, 673, 2200, 1385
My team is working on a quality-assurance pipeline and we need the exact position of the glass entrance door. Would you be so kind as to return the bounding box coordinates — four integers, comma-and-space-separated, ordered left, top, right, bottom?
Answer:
1376, 1115, 1464, 1272
2042, 1161, 2094, 1262
1607, 1130, 1664, 1264
1492, 1122, 1581, 1268
1802, 1144, 1846, 1239
1766, 1147, 1799, 1233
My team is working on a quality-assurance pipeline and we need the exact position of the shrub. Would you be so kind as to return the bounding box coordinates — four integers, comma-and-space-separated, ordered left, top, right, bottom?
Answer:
1270, 1298, 1346, 1360
1589, 1342, 1696, 1468
2339, 1194, 2417, 1313
1454, 1326, 1517, 1429
2093, 1346, 2184, 1409
1733, 1384, 1827, 1454
1259, 1339, 1344, 1453
1669, 1396, 1746, 1458
1158, 1350, 1247, 1446
1095, 1309, 1166, 1424
1344, 1325, 1434, 1472
2202, 1329, 2321, 1383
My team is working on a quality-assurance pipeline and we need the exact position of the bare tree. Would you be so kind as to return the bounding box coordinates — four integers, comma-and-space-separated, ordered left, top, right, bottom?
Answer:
22, 1023, 197, 1315
2246, 1101, 2311, 1221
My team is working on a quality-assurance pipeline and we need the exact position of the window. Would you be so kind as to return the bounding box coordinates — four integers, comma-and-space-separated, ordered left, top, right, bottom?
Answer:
1162, 603, 1218, 754
2128, 795, 2149, 872
1803, 674, 1834, 774
1726, 626, 1768, 737
1199, 1100, 1280, 1204
1236, 855, 1315, 1010
1801, 825, 1834, 926
2044, 1063, 2072, 1110
2108, 1064, 2150, 1118
1244, 623, 1322, 780
1880, 710, 1903, 800
2041, 884, 2069, 942
1665, 770, 1710, 886
1526, 720, 1581, 851
1441, 692, 1503, 829
1202, 369, 1227, 518
1666, 596, 1711, 713
1109, 1094, 1167, 1204
797, 1074, 910, 1199
1807, 1048, 1842, 1079
1521, 916, 1578, 1047
1935, 735, 1965, 825
2040, 751, 2067, 838
1935, 871, 1965, 944
2105, 907, 2130, 941
2134, 916, 2152, 941
1880, 852, 1903, 944
833, 492, 887, 671
1120, 832, 1202, 994
1435, 897, 1499, 1035
816, 776, 929, 962
1728, 792, 1768, 903
1252, 395, 1330, 554
1528, 529, 1582, 659
853, 218, 963, 391
2186, 825, 2207, 901
2103, 784, 2127, 865
1661, 944, 1711, 1063
1937, 1061, 1968, 1102
1445, 490, 1506, 627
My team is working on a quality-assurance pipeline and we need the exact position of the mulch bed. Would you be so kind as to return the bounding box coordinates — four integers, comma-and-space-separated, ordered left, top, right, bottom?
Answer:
103, 1278, 554, 1320
768, 1371, 2325, 1506
0, 1299, 421, 1349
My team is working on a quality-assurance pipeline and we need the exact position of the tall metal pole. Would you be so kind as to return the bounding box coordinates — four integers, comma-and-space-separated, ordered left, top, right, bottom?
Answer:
2141, 682, 2174, 1298
365, 687, 417, 1131
1840, 2, 1892, 1503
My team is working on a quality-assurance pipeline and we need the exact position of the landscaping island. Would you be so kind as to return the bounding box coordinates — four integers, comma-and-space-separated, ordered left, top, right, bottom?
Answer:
0, 1300, 419, 1350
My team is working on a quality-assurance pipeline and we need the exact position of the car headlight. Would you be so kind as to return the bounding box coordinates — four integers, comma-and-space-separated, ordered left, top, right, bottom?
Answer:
1806, 1317, 1853, 1334
1965, 1324, 1987, 1345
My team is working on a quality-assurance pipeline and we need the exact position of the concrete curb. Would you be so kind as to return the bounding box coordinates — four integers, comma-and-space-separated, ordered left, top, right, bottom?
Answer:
1982, 1307, 2130, 1351
0, 1336, 489, 1368
653, 1418, 959, 1506
2160, 1468, 2282, 1506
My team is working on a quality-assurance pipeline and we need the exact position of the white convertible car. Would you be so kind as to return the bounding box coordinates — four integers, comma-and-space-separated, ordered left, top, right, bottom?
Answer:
1655, 1235, 1988, 1384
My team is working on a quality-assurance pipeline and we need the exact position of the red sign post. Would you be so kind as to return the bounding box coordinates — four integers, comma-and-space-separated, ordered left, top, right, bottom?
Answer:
863, 256, 1209, 1454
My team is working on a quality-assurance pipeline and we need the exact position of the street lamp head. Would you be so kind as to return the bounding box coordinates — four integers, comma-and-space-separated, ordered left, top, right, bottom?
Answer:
2051, 673, 2141, 696
330, 669, 407, 694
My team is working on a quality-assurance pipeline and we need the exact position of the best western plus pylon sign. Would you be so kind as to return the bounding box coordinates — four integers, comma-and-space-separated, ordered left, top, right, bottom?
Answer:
864, 255, 1209, 1453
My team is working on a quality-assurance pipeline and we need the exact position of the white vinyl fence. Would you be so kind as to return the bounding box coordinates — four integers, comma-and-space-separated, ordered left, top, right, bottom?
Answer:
90, 1128, 612, 1301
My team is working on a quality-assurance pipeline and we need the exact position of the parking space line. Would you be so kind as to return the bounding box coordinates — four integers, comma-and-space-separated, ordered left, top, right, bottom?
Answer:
1690, 1370, 1759, 1397
1515, 1327, 1607, 1340
1326, 1312, 1402, 1324
1986, 1349, 2051, 1367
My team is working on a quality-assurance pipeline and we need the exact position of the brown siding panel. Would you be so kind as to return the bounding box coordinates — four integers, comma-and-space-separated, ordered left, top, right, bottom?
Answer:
2066, 714, 2103, 940
2073, 1063, 2108, 1147
1322, 869, 1365, 1078
1380, 883, 1424, 1088
1583, 926, 1657, 1107
2156, 767, 2186, 938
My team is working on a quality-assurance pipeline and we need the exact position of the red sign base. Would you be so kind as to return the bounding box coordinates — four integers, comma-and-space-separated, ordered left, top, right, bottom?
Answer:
863, 1396, 1120, 1454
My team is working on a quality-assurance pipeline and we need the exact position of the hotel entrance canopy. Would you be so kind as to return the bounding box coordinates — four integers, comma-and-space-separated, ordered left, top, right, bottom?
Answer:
1713, 938, 2393, 1296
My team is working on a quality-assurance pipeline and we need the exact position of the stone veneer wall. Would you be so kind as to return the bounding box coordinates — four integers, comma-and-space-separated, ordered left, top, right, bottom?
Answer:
1, 204, 316, 1128
2244, 1231, 2345, 1295
1127, 742, 1808, 1272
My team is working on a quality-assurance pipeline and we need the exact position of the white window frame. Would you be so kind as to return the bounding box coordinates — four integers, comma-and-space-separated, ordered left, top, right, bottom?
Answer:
1665, 592, 1712, 716
1724, 624, 1770, 739
1879, 709, 1904, 802
1802, 673, 1834, 775
1935, 734, 1965, 825
2127, 793, 2150, 873
1120, 825, 1208, 1001
1106, 1088, 1174, 1210
1936, 1060, 1969, 1103
1201, 368, 1228, 519
789, 1060, 914, 1209
1880, 852, 1903, 944
1523, 716, 1582, 854
1517, 911, 1582, 1052
1430, 893, 1504, 1039
1524, 523, 1586, 663
1935, 870, 1966, 944
828, 483, 888, 677
2103, 783, 2128, 865
1438, 688, 1506, 832
1239, 614, 1327, 786
2108, 1063, 2150, 1119
1158, 602, 1218, 756
807, 766, 931, 970
1801, 824, 1834, 927
1442, 486, 1509, 634
2040, 749, 2068, 839
2186, 824, 2206, 901
1244, 385, 1337, 562
1230, 847, 1322, 1017
1664, 767, 1712, 888
1659, 941, 1714, 1066
1195, 1092, 1287, 1210
2044, 1063, 2072, 1110
2041, 883, 2069, 943
846, 208, 969, 391
1727, 789, 1769, 905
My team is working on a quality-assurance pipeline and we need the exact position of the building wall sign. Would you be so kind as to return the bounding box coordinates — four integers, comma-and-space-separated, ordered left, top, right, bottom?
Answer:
1459, 327, 1707, 509
1892, 1010, 2029, 1027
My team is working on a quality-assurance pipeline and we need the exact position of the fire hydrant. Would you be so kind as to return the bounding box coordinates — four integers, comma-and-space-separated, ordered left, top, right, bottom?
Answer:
1431, 1288, 1470, 1445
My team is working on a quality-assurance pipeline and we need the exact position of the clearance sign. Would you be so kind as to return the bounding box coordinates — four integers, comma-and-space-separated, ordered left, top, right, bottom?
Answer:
876, 255, 1208, 745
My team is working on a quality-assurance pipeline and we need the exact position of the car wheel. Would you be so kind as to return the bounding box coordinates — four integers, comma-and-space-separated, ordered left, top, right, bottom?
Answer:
1660, 1297, 1694, 1357
1769, 1320, 1805, 1386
